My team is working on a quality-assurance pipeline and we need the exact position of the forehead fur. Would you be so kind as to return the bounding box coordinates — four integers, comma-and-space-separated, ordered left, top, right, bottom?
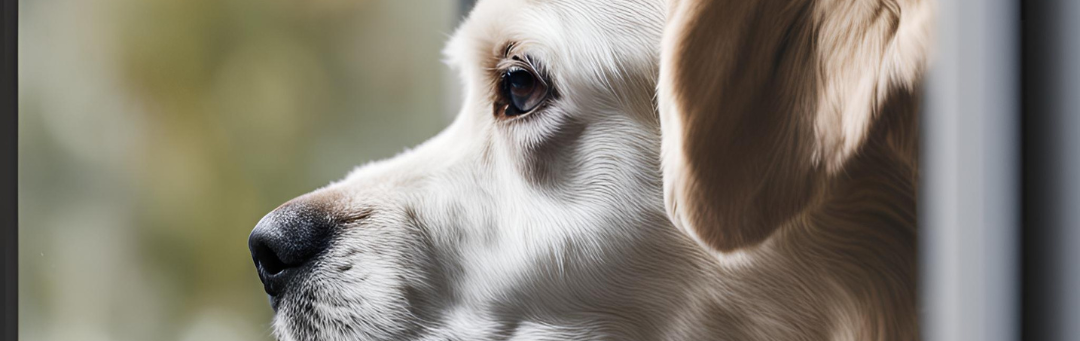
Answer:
443, 0, 666, 97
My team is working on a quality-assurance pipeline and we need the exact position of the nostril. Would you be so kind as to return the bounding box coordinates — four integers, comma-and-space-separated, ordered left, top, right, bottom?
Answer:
253, 241, 287, 276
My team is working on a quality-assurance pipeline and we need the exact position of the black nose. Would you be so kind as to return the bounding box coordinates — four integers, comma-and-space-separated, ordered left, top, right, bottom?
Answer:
248, 202, 336, 298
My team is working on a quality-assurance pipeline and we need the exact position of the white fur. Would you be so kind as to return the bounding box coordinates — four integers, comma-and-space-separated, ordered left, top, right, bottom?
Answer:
265, 0, 923, 340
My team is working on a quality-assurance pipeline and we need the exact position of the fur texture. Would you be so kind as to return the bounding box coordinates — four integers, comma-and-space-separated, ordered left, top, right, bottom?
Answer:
257, 0, 932, 340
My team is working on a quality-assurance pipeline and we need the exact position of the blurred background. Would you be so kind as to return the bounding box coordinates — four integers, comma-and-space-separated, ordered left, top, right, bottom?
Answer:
18, 0, 465, 340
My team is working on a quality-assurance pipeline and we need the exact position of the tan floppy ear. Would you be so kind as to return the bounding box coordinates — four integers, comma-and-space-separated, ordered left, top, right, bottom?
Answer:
657, 0, 932, 252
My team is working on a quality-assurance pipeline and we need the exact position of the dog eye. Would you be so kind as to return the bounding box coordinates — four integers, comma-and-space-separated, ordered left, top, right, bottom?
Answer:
499, 67, 549, 116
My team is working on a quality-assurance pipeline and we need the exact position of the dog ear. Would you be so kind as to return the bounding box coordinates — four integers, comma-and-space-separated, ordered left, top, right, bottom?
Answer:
657, 0, 931, 252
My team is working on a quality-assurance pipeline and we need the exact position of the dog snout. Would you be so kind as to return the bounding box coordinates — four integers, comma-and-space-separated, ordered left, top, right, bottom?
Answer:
248, 201, 337, 299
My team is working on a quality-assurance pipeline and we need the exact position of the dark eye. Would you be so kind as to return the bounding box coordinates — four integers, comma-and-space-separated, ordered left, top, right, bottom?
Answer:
500, 67, 549, 116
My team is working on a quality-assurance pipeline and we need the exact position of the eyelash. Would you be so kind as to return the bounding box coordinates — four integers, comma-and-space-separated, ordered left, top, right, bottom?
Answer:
493, 53, 553, 118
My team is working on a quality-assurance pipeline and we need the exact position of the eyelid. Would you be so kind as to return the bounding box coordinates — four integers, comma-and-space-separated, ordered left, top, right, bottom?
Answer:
497, 58, 546, 86
496, 57, 533, 73
505, 65, 526, 74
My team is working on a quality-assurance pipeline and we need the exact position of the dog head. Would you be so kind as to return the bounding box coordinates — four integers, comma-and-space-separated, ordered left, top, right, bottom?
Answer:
247, 0, 931, 339
248, 1, 710, 340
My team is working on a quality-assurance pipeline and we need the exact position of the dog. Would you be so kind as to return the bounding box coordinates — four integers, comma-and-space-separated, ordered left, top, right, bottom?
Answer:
247, 0, 932, 340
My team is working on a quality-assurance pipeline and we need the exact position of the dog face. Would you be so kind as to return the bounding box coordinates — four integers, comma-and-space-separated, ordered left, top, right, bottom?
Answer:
249, 0, 930, 338
248, 1, 716, 340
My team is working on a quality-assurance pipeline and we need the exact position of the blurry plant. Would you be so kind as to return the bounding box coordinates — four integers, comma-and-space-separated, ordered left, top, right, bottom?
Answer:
20, 0, 456, 340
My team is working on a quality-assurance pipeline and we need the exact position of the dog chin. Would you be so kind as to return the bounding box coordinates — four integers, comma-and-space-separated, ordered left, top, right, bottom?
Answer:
270, 285, 344, 341
270, 296, 374, 341
268, 272, 428, 341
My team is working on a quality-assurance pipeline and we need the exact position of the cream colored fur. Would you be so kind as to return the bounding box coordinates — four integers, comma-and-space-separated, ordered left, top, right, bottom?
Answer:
260, 0, 932, 340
